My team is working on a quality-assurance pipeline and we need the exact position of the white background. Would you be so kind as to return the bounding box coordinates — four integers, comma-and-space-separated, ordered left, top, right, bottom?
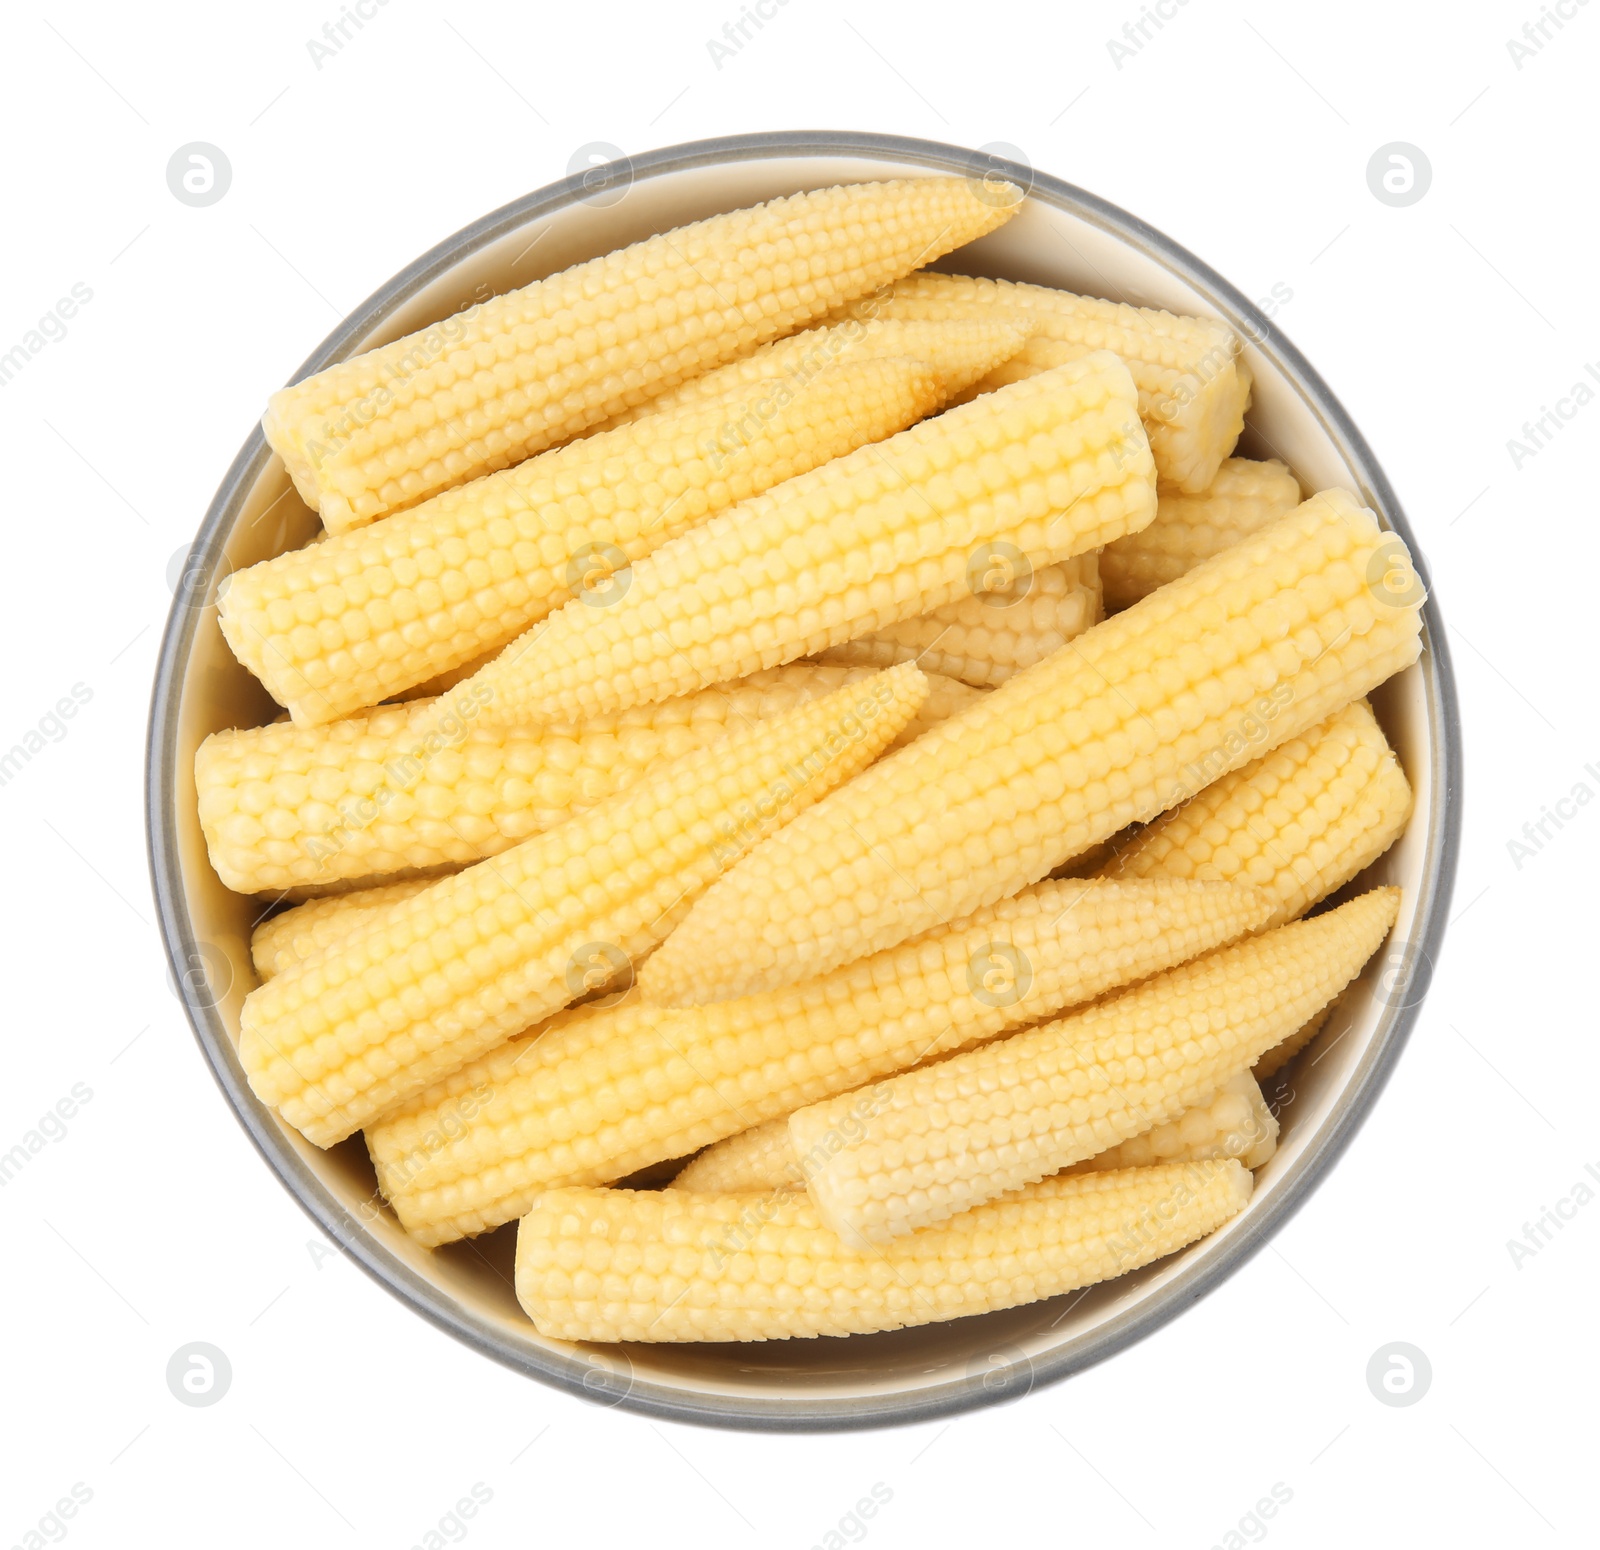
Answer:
1, 0, 1595, 1544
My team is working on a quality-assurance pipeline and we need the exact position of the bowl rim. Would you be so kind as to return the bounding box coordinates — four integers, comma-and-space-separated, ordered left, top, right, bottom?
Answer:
146, 128, 1462, 1432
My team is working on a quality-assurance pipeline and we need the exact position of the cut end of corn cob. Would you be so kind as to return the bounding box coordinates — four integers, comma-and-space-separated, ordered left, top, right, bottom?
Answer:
240, 663, 929, 1148
263, 179, 1021, 531
1101, 458, 1303, 610
1100, 698, 1414, 928
469, 350, 1156, 728
840, 271, 1250, 493
367, 874, 1270, 1245
227, 354, 957, 726
792, 887, 1399, 1245
513, 1161, 1252, 1342
814, 553, 1103, 687
197, 662, 975, 895
639, 491, 1423, 1005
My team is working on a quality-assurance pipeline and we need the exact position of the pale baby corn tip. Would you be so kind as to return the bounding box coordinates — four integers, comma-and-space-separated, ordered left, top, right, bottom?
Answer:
223, 353, 956, 727
685, 1067, 1280, 1194
238, 663, 929, 1148
596, 316, 1031, 433
641, 490, 1423, 1005
366, 875, 1269, 1246
816, 554, 1103, 688
845, 270, 1251, 494
1104, 698, 1414, 928
791, 888, 1399, 1246
1101, 457, 1303, 610
468, 350, 1157, 726
263, 178, 1021, 531
513, 1162, 1251, 1343
672, 1117, 801, 1194
1068, 1072, 1279, 1175
251, 879, 434, 980
1255, 1000, 1339, 1081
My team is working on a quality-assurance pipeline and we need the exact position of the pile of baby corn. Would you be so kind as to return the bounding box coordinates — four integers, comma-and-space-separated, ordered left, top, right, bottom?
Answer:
201, 177, 1424, 1344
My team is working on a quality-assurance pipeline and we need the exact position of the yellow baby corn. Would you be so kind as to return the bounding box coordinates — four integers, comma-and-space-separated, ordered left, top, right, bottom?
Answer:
513, 1161, 1252, 1342
643, 490, 1425, 1005
196, 663, 975, 894
367, 876, 1271, 1244
1102, 699, 1413, 928
1255, 1000, 1339, 1081
239, 665, 928, 1148
792, 888, 1397, 1244
265, 178, 1019, 531
671, 1117, 802, 1193
595, 317, 1029, 431
686, 1065, 1279, 1194
251, 879, 434, 980
1068, 1072, 1278, 1174
677, 1059, 1281, 1195
815, 553, 1102, 687
390, 648, 501, 703
1101, 458, 1303, 610
839, 271, 1250, 493
471, 353, 1157, 725
227, 355, 957, 725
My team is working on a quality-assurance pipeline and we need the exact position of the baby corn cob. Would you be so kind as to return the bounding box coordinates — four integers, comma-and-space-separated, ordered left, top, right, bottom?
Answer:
672, 1117, 802, 1193
196, 663, 976, 894
367, 876, 1271, 1244
251, 879, 434, 980
1101, 699, 1414, 928
470, 353, 1157, 725
1068, 1072, 1279, 1174
642, 490, 1425, 1005
792, 889, 1398, 1245
390, 647, 501, 703
594, 317, 1029, 431
513, 1161, 1252, 1342
1256, 999, 1339, 1081
838, 272, 1250, 493
227, 355, 962, 725
677, 1063, 1278, 1192
1101, 458, 1303, 610
815, 553, 1102, 687
239, 665, 928, 1147
265, 178, 1019, 531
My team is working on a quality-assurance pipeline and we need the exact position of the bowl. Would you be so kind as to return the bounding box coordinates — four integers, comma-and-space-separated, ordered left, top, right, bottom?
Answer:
147, 130, 1462, 1431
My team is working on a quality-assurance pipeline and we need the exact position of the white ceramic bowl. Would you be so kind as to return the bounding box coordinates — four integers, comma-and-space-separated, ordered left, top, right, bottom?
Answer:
147, 132, 1461, 1430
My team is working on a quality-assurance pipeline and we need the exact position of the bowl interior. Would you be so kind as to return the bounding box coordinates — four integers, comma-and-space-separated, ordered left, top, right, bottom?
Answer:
152, 138, 1452, 1428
